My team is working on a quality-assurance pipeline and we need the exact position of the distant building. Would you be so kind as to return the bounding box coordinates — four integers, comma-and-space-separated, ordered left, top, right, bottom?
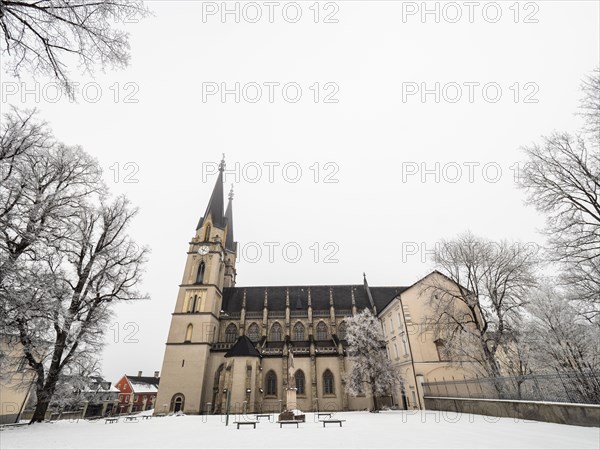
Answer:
115, 371, 160, 414
80, 377, 119, 418
20, 375, 118, 421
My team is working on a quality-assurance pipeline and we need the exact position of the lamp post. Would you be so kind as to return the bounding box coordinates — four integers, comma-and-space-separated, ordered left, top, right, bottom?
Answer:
224, 389, 231, 426
245, 388, 251, 415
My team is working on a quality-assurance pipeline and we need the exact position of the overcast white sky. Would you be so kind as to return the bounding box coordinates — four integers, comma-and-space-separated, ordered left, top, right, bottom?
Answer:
1, 1, 598, 384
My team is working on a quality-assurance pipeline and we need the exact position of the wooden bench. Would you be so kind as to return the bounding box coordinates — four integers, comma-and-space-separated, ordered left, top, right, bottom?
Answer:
124, 416, 138, 422
317, 412, 332, 419
233, 421, 258, 429
254, 414, 271, 420
320, 419, 346, 427
277, 420, 302, 428
104, 417, 119, 424
0, 423, 29, 430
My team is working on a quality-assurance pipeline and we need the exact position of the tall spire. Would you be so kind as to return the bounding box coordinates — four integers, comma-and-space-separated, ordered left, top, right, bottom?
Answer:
225, 184, 236, 251
196, 155, 226, 230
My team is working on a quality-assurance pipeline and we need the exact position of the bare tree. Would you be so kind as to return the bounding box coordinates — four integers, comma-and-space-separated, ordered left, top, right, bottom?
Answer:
578, 67, 600, 140
519, 69, 600, 321
0, 107, 53, 167
344, 308, 402, 411
426, 232, 538, 379
0, 0, 149, 95
0, 108, 149, 423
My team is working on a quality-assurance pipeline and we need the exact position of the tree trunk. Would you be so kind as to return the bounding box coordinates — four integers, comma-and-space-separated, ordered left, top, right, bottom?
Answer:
370, 377, 379, 412
30, 366, 61, 423
31, 398, 51, 423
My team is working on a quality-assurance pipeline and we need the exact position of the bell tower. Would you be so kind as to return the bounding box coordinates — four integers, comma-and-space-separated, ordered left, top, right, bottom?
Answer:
155, 156, 238, 414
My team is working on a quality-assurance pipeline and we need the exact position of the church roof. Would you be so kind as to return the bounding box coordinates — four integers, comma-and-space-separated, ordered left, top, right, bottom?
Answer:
221, 285, 407, 313
225, 335, 261, 358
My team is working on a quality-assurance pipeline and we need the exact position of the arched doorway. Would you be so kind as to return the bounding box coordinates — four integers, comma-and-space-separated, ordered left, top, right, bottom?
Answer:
170, 393, 185, 413
211, 364, 225, 413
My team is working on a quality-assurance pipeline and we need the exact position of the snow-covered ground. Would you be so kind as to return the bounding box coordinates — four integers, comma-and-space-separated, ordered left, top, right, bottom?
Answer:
1, 411, 598, 449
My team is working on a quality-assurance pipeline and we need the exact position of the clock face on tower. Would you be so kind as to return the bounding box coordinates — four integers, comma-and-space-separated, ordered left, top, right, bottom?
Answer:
197, 245, 210, 255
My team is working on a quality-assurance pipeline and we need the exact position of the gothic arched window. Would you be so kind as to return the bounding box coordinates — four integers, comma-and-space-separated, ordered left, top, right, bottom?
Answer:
293, 322, 305, 341
265, 370, 277, 396
185, 324, 193, 342
323, 369, 334, 395
338, 322, 347, 340
269, 323, 282, 341
204, 224, 211, 242
225, 323, 238, 343
247, 323, 260, 342
295, 370, 305, 395
187, 295, 197, 313
196, 262, 205, 284
316, 322, 328, 340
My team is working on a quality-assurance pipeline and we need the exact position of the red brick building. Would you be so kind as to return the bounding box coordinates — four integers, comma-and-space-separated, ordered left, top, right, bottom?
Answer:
115, 371, 160, 414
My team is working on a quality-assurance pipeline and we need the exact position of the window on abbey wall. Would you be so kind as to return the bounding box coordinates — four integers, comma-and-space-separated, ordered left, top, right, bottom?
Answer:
204, 224, 211, 242
196, 262, 205, 284
323, 369, 334, 395
269, 322, 282, 341
265, 370, 277, 396
185, 324, 193, 342
338, 322, 347, 340
247, 323, 260, 342
295, 370, 305, 395
225, 323, 237, 342
316, 321, 328, 340
434, 339, 450, 361
293, 322, 305, 341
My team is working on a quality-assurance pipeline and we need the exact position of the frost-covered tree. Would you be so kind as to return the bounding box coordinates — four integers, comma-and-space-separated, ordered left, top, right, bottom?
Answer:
0, 0, 150, 96
0, 107, 149, 423
520, 285, 600, 403
344, 308, 402, 411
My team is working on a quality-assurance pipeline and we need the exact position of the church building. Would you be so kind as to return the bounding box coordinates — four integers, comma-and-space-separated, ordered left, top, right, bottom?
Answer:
154, 159, 469, 415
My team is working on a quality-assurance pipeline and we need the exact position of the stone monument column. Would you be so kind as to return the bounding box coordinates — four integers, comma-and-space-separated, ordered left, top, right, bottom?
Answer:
286, 349, 297, 411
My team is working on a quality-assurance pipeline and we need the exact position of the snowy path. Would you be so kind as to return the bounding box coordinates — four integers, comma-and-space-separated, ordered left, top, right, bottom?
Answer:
1, 411, 598, 449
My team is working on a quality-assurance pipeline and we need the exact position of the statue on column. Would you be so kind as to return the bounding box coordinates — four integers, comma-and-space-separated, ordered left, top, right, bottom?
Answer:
279, 346, 305, 422
288, 348, 296, 390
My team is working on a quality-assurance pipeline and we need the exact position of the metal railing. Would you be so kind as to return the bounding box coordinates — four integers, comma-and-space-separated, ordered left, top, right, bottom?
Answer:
422, 371, 600, 405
